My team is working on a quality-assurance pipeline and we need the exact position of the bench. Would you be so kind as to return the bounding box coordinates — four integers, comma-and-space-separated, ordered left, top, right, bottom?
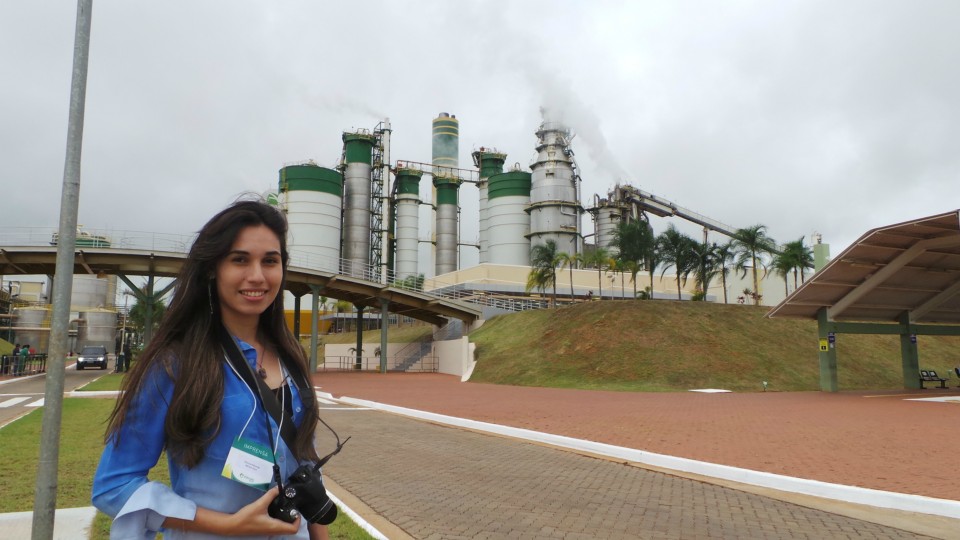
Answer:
919, 370, 947, 389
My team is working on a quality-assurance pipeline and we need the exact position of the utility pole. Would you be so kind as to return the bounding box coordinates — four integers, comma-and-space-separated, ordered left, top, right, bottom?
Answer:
32, 1, 92, 539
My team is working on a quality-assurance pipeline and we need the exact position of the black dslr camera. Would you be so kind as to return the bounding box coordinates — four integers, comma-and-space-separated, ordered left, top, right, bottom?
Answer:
268, 463, 338, 525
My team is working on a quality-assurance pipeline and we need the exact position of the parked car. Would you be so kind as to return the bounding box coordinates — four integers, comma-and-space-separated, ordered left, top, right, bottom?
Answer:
76, 345, 108, 370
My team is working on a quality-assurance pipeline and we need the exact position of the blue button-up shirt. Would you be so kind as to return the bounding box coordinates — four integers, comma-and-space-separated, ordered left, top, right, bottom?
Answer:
92, 338, 312, 539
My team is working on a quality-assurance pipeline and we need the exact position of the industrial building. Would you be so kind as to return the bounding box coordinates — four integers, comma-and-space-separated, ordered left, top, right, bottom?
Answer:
274, 111, 813, 317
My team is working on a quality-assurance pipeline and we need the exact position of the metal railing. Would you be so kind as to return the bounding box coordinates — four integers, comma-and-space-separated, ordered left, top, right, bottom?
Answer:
0, 227, 546, 315
0, 354, 48, 377
320, 355, 438, 372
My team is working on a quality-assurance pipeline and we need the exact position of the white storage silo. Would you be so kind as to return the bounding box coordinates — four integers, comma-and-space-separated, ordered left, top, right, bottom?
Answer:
487, 170, 532, 266
394, 168, 422, 280
79, 309, 118, 352
13, 307, 50, 353
279, 164, 343, 273
593, 203, 624, 258
472, 149, 506, 265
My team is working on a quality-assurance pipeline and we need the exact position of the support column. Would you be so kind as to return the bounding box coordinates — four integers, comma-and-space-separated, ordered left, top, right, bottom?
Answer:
817, 308, 838, 392
355, 306, 364, 370
293, 294, 301, 343
380, 300, 389, 373
143, 275, 155, 347
309, 286, 320, 373
899, 313, 920, 389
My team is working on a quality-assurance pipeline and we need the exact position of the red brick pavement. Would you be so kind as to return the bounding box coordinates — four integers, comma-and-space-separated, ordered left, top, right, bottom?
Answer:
313, 372, 960, 502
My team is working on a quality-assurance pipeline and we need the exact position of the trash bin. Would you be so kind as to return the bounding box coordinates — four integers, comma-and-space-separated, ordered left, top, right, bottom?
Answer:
116, 353, 125, 373
1, 355, 8, 375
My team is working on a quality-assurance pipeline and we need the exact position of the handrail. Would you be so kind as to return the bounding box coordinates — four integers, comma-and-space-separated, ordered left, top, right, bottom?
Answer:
0, 227, 545, 314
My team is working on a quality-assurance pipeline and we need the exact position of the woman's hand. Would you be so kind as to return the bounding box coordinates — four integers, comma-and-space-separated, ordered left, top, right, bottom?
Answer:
163, 487, 301, 536
228, 486, 302, 535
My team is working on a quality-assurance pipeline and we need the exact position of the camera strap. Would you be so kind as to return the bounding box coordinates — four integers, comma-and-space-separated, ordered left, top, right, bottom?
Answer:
218, 325, 300, 452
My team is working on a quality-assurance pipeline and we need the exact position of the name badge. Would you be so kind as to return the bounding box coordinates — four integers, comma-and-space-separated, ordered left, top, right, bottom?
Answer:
222, 437, 273, 490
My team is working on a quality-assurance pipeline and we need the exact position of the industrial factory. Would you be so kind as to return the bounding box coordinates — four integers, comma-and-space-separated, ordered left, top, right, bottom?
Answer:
0, 111, 809, 357
274, 112, 798, 309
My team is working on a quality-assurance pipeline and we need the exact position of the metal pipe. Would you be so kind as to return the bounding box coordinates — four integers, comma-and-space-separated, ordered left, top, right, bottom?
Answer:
33, 1, 92, 537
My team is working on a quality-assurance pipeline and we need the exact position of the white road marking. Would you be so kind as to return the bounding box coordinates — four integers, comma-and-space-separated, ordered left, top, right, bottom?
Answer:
27, 399, 44, 407
0, 397, 31, 408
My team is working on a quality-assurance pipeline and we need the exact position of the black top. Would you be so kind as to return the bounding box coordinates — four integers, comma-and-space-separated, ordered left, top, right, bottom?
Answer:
271, 384, 293, 418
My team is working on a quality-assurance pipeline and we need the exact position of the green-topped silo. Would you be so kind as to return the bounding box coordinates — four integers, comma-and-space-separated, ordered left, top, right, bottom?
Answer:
341, 131, 376, 278
472, 149, 507, 264
279, 164, 343, 272
488, 169, 533, 266
433, 173, 461, 275
394, 167, 423, 280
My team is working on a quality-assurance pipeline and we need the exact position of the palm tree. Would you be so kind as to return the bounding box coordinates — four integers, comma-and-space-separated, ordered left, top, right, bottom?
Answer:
781, 237, 815, 287
620, 259, 642, 298
689, 241, 722, 301
644, 242, 662, 300
556, 251, 582, 301
613, 219, 656, 298
770, 250, 794, 296
732, 225, 777, 305
527, 240, 561, 307
128, 294, 167, 337
657, 225, 696, 300
583, 246, 610, 299
714, 241, 736, 304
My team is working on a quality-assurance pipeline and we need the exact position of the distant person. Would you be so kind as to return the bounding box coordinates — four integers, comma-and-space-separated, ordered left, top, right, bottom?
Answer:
92, 199, 333, 539
122, 341, 132, 372
17, 344, 29, 376
10, 343, 21, 375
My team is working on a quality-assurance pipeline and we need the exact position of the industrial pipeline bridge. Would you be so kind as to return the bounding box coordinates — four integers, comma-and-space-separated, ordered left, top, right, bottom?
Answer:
0, 228, 482, 366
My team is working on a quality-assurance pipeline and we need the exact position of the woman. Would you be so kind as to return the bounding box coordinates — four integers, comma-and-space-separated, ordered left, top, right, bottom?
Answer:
93, 200, 329, 539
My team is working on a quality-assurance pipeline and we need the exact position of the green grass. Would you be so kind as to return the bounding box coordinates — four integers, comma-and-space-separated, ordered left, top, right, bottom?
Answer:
469, 300, 960, 392
0, 398, 372, 539
0, 399, 119, 512
75, 373, 125, 392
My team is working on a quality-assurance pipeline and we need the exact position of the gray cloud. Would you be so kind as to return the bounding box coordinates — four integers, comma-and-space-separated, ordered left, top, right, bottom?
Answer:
3, 0, 959, 273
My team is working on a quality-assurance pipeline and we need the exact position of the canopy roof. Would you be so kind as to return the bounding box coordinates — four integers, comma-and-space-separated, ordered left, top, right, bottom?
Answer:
767, 210, 960, 324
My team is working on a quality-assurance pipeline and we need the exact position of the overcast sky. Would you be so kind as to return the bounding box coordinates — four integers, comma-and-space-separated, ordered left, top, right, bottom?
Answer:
3, 1, 959, 276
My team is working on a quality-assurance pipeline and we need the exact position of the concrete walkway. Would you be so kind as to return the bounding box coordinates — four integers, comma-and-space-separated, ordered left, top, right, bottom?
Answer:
0, 507, 98, 540
318, 399, 945, 539
6, 372, 959, 539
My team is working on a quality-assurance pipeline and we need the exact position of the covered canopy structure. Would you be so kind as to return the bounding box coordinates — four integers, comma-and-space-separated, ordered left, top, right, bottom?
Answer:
767, 210, 960, 391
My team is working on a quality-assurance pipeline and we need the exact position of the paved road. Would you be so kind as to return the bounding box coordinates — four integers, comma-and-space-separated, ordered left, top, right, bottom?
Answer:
320, 404, 936, 540
0, 363, 107, 426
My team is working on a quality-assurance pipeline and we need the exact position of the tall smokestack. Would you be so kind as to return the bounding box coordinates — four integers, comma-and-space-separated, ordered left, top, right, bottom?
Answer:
430, 113, 459, 275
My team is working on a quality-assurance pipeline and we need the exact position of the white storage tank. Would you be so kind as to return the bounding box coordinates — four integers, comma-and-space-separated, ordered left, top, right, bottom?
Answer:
394, 168, 423, 281
472, 149, 506, 265
78, 309, 118, 353
487, 170, 532, 266
71, 274, 114, 310
593, 203, 624, 258
13, 307, 50, 353
279, 164, 343, 273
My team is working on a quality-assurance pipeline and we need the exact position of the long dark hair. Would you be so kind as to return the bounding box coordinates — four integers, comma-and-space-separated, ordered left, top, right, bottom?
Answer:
106, 198, 320, 467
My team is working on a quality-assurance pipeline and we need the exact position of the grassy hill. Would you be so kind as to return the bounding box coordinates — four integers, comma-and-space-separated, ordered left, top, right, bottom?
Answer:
467, 300, 960, 392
